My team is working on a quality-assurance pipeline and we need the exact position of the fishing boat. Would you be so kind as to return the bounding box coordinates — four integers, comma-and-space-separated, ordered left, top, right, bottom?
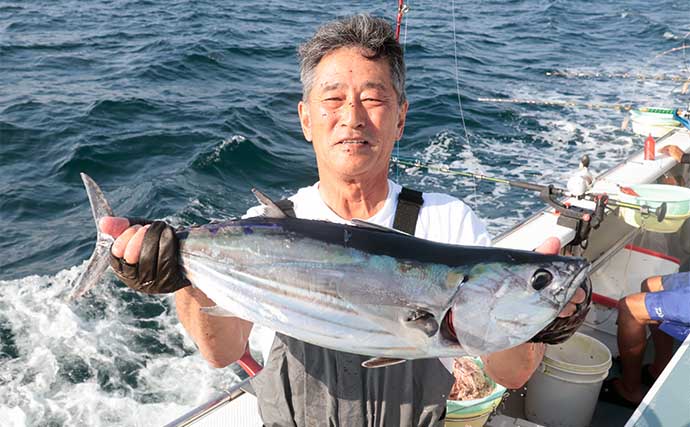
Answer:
161, 121, 690, 426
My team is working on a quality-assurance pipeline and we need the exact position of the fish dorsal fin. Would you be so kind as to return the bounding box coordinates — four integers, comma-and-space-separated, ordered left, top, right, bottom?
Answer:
251, 188, 288, 219
361, 357, 407, 369
351, 219, 410, 236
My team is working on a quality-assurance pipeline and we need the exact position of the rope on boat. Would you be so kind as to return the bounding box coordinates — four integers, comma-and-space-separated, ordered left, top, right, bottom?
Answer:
476, 97, 635, 111
546, 70, 690, 83
477, 98, 685, 116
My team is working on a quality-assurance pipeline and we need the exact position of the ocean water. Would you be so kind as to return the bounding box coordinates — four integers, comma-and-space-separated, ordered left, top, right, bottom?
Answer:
1, 0, 689, 425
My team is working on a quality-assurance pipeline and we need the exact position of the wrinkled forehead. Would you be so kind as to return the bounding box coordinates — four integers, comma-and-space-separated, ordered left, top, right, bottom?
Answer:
311, 47, 395, 91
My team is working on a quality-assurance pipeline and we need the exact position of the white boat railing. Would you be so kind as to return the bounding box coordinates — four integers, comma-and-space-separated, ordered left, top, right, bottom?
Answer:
163, 379, 253, 427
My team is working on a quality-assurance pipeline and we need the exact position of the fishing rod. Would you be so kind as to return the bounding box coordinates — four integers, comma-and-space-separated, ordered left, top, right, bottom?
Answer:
391, 156, 665, 218
394, 0, 409, 42
391, 156, 667, 245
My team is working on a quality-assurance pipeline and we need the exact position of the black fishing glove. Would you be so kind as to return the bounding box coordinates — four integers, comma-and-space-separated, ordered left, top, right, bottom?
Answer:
530, 276, 592, 345
109, 219, 190, 294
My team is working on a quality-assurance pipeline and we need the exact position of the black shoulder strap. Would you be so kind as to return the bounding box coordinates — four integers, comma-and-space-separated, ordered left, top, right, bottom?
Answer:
275, 199, 296, 218
393, 187, 424, 234
277, 188, 424, 233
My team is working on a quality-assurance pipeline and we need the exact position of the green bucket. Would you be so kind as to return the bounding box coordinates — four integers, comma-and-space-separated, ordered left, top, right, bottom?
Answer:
618, 184, 690, 233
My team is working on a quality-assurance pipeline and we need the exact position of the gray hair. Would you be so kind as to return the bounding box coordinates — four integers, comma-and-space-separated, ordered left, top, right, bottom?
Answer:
298, 14, 406, 105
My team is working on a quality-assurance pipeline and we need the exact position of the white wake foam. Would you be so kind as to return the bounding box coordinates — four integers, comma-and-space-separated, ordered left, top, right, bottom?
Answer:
0, 263, 243, 426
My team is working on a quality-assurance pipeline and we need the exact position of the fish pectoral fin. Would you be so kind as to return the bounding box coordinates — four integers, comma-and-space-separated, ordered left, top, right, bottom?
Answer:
361, 357, 407, 369
200, 305, 236, 317
404, 310, 439, 337
351, 219, 410, 236
251, 188, 288, 219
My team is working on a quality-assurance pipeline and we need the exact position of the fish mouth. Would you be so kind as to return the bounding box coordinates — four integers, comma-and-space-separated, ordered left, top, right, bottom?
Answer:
558, 262, 590, 306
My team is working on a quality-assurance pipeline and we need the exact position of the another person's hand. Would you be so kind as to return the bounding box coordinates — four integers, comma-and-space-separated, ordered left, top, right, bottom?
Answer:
531, 237, 591, 344
660, 145, 685, 163
100, 216, 189, 294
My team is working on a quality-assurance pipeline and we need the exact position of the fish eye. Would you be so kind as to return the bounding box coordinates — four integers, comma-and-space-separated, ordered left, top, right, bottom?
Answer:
531, 269, 553, 291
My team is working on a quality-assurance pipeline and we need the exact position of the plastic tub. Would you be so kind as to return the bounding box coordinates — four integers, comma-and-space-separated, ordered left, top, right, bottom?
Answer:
631, 109, 680, 137
446, 358, 506, 427
618, 184, 690, 233
525, 333, 612, 427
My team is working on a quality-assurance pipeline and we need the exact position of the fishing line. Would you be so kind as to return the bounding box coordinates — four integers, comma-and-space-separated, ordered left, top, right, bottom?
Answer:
450, 0, 482, 209
682, 32, 690, 104
652, 45, 690, 63
450, 0, 472, 151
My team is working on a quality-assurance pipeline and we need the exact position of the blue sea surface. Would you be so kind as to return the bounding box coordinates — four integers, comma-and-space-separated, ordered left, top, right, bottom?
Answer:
1, 1, 688, 425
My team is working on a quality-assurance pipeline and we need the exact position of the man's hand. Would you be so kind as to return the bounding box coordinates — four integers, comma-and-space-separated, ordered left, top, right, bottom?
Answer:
660, 145, 685, 163
100, 216, 189, 294
101, 217, 148, 263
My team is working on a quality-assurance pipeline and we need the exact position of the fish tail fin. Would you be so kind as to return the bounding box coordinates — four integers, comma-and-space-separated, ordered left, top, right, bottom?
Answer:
68, 173, 115, 301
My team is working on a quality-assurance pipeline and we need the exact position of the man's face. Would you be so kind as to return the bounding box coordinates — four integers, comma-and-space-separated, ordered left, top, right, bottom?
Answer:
298, 47, 408, 181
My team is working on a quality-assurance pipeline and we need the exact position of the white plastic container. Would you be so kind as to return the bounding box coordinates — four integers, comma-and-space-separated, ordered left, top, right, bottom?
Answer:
524, 333, 612, 427
630, 109, 680, 137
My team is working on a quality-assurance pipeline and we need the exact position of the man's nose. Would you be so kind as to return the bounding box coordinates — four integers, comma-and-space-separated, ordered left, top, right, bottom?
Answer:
340, 100, 365, 129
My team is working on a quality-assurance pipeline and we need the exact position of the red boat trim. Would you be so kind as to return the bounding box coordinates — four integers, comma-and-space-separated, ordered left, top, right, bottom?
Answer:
592, 292, 619, 309
624, 244, 680, 265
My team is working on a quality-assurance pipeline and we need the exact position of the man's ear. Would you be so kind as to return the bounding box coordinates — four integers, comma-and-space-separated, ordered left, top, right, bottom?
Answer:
396, 100, 409, 140
298, 101, 312, 142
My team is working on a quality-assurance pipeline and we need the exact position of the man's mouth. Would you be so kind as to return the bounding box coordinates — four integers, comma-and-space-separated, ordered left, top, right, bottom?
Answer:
337, 139, 369, 146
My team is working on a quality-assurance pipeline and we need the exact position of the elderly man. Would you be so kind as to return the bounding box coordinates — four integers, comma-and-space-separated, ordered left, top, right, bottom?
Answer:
100, 15, 585, 426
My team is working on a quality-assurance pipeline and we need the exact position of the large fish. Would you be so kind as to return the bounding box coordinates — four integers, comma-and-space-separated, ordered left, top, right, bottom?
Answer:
72, 173, 589, 366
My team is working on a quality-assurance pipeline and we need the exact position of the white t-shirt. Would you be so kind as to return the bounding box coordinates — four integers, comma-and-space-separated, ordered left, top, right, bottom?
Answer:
244, 180, 492, 371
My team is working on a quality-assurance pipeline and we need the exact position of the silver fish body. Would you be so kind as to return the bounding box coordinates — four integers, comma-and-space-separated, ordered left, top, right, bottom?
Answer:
72, 173, 589, 360
178, 217, 589, 359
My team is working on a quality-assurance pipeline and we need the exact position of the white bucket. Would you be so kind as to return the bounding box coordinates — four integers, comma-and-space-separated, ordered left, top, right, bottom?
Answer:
630, 109, 679, 137
525, 333, 612, 427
